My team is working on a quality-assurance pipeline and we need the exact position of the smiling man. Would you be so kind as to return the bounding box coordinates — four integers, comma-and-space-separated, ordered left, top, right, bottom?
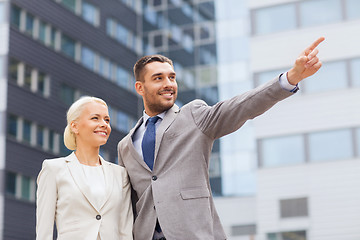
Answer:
117, 37, 324, 240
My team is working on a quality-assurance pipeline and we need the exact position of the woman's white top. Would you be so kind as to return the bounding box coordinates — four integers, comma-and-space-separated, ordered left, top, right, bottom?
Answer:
81, 164, 106, 240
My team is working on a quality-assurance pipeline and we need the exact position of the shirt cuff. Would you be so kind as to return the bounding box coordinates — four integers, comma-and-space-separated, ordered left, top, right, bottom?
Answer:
279, 72, 299, 93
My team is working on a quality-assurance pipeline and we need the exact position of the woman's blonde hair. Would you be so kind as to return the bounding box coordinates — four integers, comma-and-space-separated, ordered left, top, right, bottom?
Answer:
63, 96, 108, 150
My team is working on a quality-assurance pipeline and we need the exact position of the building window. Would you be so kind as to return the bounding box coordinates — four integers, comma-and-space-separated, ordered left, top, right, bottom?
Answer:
9, 58, 50, 97
24, 12, 35, 37
60, 84, 76, 105
61, 0, 77, 12
260, 135, 305, 167
21, 176, 31, 200
99, 56, 110, 79
304, 61, 348, 93
116, 66, 130, 89
22, 119, 32, 143
24, 64, 32, 89
38, 20, 47, 44
6, 172, 17, 195
5, 172, 36, 202
106, 18, 137, 52
280, 197, 308, 218
300, 0, 341, 27
81, 46, 96, 71
351, 58, 360, 87
8, 115, 18, 138
82, 1, 99, 26
10, 5, 21, 29
346, 0, 360, 20
231, 224, 256, 237
253, 4, 296, 35
36, 125, 45, 148
61, 34, 76, 59
9, 59, 19, 81
308, 129, 353, 162
267, 230, 306, 240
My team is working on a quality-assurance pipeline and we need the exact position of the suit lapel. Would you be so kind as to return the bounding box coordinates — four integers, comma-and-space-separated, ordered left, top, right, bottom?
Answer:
66, 152, 99, 212
127, 117, 152, 171
98, 156, 113, 210
154, 104, 179, 161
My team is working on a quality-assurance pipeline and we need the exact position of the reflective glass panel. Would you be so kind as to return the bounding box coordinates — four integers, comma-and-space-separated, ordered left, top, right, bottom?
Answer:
254, 4, 296, 35
39, 21, 47, 44
49, 27, 56, 49
21, 176, 31, 200
61, 0, 76, 12
346, 0, 360, 20
24, 65, 32, 89
116, 24, 128, 45
309, 129, 353, 162
49, 130, 55, 152
261, 135, 305, 167
351, 58, 360, 87
60, 84, 75, 105
38, 72, 46, 94
11, 5, 21, 29
116, 66, 128, 88
61, 34, 76, 59
37, 125, 44, 147
8, 115, 17, 137
9, 59, 19, 81
25, 13, 35, 37
116, 111, 128, 132
6, 172, 16, 195
300, 0, 341, 27
305, 61, 347, 93
23, 120, 31, 143
82, 1, 98, 25
81, 46, 95, 70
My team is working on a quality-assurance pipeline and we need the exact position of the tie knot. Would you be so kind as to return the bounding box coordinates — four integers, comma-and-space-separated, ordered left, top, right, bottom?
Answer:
147, 116, 160, 125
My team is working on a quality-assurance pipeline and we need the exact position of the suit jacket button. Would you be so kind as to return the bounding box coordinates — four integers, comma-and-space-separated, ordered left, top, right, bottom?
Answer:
152, 176, 157, 181
96, 215, 101, 220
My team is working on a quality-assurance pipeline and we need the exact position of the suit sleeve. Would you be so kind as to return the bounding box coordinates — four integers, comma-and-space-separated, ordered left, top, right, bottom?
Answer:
36, 160, 57, 240
119, 167, 134, 239
191, 77, 294, 139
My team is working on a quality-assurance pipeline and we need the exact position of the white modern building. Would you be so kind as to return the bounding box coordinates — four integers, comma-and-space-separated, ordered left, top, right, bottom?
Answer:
215, 0, 360, 240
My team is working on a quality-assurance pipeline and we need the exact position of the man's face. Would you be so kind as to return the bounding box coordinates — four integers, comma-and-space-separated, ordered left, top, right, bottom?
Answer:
135, 61, 178, 116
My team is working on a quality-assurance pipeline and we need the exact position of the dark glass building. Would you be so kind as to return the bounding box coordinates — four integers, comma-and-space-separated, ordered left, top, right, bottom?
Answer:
0, 0, 219, 238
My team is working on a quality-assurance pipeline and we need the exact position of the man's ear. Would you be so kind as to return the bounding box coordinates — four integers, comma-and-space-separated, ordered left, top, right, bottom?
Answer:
70, 121, 79, 135
135, 81, 144, 96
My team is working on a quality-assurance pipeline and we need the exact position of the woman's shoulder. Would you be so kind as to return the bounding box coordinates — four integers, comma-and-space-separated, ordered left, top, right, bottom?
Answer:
42, 154, 72, 169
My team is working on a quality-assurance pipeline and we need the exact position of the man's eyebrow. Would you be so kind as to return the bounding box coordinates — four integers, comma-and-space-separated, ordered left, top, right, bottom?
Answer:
151, 72, 163, 77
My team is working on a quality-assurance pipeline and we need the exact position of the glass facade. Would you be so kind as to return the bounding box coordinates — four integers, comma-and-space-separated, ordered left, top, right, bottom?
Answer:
261, 135, 305, 167
308, 129, 353, 162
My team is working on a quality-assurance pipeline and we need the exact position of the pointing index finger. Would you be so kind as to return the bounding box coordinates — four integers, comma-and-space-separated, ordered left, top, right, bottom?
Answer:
306, 37, 325, 53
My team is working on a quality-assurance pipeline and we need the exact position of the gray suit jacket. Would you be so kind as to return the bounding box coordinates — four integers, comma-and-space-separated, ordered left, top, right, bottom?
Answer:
117, 77, 294, 240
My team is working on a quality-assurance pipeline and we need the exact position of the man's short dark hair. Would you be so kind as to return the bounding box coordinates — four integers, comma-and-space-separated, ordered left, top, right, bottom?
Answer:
133, 54, 173, 82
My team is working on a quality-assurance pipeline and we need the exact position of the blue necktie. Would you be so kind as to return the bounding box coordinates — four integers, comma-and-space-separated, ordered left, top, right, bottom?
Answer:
142, 116, 160, 170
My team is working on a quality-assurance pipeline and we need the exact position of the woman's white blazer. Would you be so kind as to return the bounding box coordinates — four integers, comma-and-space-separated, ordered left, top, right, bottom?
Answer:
36, 152, 133, 240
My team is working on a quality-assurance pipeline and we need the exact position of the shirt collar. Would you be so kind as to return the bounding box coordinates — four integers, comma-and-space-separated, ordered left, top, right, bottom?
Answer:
143, 111, 166, 124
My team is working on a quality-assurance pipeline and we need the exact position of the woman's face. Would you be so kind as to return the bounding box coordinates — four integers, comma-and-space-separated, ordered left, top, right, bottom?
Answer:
72, 101, 111, 148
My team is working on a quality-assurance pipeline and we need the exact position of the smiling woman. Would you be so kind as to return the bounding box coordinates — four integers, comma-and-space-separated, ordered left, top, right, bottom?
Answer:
36, 96, 133, 240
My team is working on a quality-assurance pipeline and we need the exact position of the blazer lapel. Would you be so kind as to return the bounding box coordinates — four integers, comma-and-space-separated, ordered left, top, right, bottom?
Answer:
127, 117, 154, 172
98, 156, 114, 210
66, 152, 99, 211
154, 104, 179, 161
